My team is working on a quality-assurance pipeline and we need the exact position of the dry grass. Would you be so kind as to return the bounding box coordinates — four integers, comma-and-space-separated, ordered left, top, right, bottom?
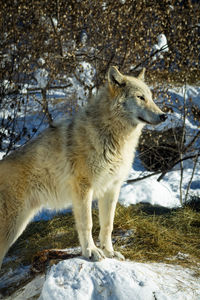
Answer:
6, 211, 78, 265
113, 204, 200, 268
1, 202, 199, 299
4, 202, 200, 271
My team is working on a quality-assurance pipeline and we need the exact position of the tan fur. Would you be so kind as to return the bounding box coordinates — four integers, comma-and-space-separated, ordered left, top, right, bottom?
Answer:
0, 67, 166, 268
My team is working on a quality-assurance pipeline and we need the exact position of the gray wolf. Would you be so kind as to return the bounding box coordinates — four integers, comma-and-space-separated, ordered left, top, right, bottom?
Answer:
0, 66, 167, 268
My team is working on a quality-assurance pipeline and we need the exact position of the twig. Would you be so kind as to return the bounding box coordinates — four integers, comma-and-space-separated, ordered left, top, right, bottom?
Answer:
126, 171, 161, 184
184, 151, 199, 204
27, 84, 72, 93
127, 151, 200, 185
183, 130, 200, 154
41, 88, 53, 125
131, 44, 169, 71
179, 152, 184, 206
157, 153, 200, 182
179, 81, 187, 205
49, 16, 63, 57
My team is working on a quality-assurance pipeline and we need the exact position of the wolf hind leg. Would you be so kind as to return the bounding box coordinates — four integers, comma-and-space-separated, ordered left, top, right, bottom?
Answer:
0, 205, 37, 269
98, 183, 125, 260
0, 240, 8, 269
0, 221, 16, 269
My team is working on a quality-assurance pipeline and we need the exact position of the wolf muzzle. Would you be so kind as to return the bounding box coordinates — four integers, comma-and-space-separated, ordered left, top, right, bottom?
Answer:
160, 114, 167, 122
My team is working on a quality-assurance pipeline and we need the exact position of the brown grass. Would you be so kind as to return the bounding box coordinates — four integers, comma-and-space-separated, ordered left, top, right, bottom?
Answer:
4, 203, 199, 272
113, 204, 200, 268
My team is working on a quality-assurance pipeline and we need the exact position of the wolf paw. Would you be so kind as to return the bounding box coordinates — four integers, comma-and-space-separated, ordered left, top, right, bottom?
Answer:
102, 248, 125, 260
83, 246, 106, 262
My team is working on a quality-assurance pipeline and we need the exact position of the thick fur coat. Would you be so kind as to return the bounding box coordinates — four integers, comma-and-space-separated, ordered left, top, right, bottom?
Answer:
0, 67, 167, 268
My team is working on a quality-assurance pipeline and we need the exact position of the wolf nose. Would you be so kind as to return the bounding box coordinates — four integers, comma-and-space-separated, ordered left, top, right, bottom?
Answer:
160, 114, 167, 122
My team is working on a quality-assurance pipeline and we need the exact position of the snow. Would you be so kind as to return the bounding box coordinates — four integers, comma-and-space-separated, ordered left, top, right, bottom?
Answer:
75, 61, 95, 88
79, 30, 88, 46
168, 85, 200, 107
157, 34, 169, 52
37, 58, 45, 66
119, 151, 200, 209
2, 275, 45, 300
119, 176, 177, 208
0, 265, 31, 298
52, 18, 58, 28
152, 33, 168, 60
39, 258, 200, 300
34, 68, 49, 89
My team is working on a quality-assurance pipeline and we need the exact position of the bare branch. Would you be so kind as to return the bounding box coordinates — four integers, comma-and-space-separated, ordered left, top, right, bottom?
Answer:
27, 84, 72, 93
184, 151, 200, 203
126, 171, 161, 184
49, 15, 63, 57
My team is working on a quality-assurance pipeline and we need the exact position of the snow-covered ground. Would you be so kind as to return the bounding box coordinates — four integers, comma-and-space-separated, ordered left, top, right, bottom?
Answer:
2, 258, 200, 300
0, 62, 200, 299
40, 258, 200, 300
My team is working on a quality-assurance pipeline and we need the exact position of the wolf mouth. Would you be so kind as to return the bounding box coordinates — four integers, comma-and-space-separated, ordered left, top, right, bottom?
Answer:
138, 116, 153, 125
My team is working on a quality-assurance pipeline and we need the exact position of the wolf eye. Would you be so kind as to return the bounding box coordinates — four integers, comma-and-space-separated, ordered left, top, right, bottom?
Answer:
138, 95, 145, 101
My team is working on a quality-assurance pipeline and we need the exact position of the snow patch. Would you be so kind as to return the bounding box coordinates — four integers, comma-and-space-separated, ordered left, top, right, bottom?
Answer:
119, 177, 177, 208
40, 258, 200, 300
152, 33, 168, 60
34, 68, 49, 88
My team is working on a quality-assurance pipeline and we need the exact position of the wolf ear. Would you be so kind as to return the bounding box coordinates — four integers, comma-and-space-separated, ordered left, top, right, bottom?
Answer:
137, 68, 146, 81
108, 66, 125, 87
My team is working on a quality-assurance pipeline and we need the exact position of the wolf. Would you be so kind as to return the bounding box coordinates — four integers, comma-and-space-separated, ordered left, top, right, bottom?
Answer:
0, 66, 167, 268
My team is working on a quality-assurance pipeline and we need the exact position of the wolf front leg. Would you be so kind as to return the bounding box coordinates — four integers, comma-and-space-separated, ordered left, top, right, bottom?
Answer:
72, 185, 105, 261
98, 184, 125, 260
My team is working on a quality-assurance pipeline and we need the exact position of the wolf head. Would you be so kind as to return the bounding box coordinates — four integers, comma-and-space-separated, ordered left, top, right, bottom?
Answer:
107, 66, 167, 126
